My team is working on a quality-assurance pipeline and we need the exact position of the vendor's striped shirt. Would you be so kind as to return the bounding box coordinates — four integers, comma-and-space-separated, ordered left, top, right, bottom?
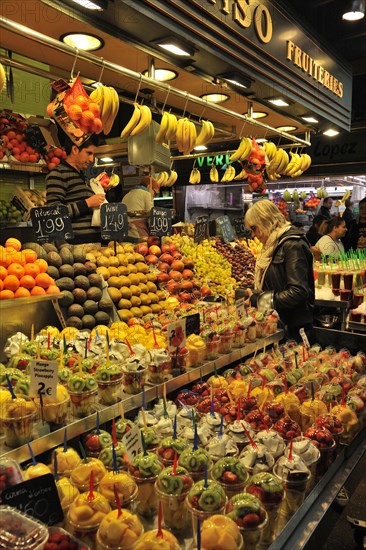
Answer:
46, 161, 100, 242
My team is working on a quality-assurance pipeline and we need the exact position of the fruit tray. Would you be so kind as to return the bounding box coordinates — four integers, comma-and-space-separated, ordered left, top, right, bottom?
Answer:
48, 526, 90, 550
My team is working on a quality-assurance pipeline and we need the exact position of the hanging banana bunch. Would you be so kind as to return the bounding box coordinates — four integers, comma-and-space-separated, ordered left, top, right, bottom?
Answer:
210, 164, 219, 183
164, 170, 178, 187
221, 164, 236, 183
176, 117, 197, 155
155, 111, 178, 143
266, 148, 289, 180
195, 119, 215, 147
155, 171, 170, 186
89, 84, 120, 135
120, 103, 152, 139
263, 141, 277, 162
229, 137, 252, 162
108, 172, 120, 187
234, 166, 248, 181
189, 167, 201, 184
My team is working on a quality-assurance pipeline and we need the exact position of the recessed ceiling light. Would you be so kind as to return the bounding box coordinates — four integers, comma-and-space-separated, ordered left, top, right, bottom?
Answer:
61, 33, 104, 51
268, 98, 290, 107
342, 0, 365, 20
100, 157, 113, 162
302, 116, 319, 123
323, 129, 340, 136
276, 125, 297, 132
255, 138, 267, 143
142, 68, 178, 82
244, 111, 268, 119
157, 39, 194, 56
194, 145, 208, 151
70, 0, 107, 10
218, 72, 252, 89
200, 93, 230, 103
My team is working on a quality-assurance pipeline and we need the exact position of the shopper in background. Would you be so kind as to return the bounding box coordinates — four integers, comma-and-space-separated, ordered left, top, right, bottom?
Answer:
46, 135, 105, 244
306, 214, 328, 247
245, 200, 314, 343
319, 196, 333, 220
316, 217, 347, 257
348, 197, 366, 250
342, 198, 355, 229
122, 175, 159, 239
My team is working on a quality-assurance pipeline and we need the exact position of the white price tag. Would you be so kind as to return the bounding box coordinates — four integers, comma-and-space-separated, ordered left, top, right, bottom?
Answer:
122, 426, 143, 462
29, 359, 58, 399
235, 297, 245, 320
299, 328, 310, 350
167, 318, 186, 352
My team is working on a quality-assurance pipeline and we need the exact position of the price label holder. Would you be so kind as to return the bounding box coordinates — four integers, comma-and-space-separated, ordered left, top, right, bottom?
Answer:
24, 125, 47, 153
122, 425, 142, 462
216, 215, 235, 243
300, 328, 310, 350
1, 474, 63, 526
185, 313, 200, 337
194, 215, 209, 243
30, 206, 74, 244
101, 202, 128, 241
233, 217, 249, 238
29, 359, 58, 399
235, 297, 246, 320
149, 207, 172, 236
167, 318, 186, 352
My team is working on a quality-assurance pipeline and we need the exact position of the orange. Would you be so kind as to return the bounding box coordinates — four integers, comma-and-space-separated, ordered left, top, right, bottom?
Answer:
74, 95, 89, 110
5, 237, 21, 251
30, 286, 46, 296
0, 280, 3, 291
3, 274, 20, 292
11, 252, 26, 266
34, 258, 48, 273
88, 102, 100, 118
80, 110, 95, 126
0, 248, 11, 267
19, 275, 36, 289
24, 263, 40, 277
0, 266, 7, 280
46, 285, 61, 295
91, 118, 103, 134
0, 289, 14, 300
68, 104, 82, 121
14, 287, 31, 298
35, 273, 52, 289
22, 249, 37, 263
7, 263, 25, 279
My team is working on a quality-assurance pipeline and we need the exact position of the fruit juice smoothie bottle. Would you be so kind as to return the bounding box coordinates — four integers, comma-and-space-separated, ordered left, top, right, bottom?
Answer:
343, 271, 354, 290
331, 272, 341, 296
226, 493, 268, 550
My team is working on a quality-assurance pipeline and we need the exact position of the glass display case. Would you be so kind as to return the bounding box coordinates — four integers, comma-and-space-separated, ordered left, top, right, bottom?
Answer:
183, 183, 249, 223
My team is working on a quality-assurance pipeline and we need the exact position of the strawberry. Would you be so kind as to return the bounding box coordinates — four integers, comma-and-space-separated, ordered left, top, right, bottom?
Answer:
242, 513, 261, 528
222, 471, 238, 484
247, 485, 265, 501
163, 448, 174, 461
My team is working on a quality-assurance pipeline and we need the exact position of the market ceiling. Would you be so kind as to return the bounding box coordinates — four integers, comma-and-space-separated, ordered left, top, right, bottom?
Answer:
0, 0, 362, 144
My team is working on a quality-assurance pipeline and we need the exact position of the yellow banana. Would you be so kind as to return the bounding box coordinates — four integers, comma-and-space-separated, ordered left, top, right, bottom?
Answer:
189, 168, 201, 184
196, 120, 212, 147
100, 86, 112, 131
120, 103, 141, 139
130, 104, 152, 136
263, 142, 277, 162
175, 118, 185, 152
182, 118, 191, 154
340, 189, 351, 204
108, 173, 120, 187
188, 120, 197, 153
285, 153, 301, 176
166, 112, 178, 141
210, 164, 219, 183
155, 112, 169, 144
103, 87, 119, 135
234, 167, 248, 180
277, 149, 289, 174
230, 137, 249, 162
166, 170, 178, 187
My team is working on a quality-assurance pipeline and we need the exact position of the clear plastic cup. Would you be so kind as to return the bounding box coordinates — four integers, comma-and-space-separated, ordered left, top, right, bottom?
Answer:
69, 388, 98, 418
232, 328, 246, 349
219, 332, 235, 354
155, 484, 191, 533
35, 394, 70, 431
215, 476, 249, 501
148, 362, 169, 384
259, 501, 282, 546
186, 496, 227, 542
273, 463, 311, 519
133, 475, 158, 518
0, 396, 38, 448
186, 346, 206, 368
97, 377, 123, 405
170, 350, 188, 377
0, 458, 23, 500
122, 368, 146, 395
240, 512, 268, 550
316, 440, 337, 480
204, 335, 221, 360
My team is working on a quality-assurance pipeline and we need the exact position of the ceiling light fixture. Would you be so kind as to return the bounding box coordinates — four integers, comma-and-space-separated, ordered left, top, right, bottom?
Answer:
200, 93, 230, 103
218, 72, 252, 89
100, 157, 113, 162
276, 125, 297, 132
268, 98, 290, 107
156, 38, 195, 57
342, 0, 365, 20
323, 129, 340, 136
255, 138, 267, 143
142, 68, 178, 81
244, 111, 268, 119
194, 145, 208, 151
61, 33, 104, 51
302, 115, 319, 123
69, 0, 107, 10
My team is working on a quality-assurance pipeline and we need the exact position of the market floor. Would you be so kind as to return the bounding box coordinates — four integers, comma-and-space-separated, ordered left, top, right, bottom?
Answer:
321, 449, 366, 550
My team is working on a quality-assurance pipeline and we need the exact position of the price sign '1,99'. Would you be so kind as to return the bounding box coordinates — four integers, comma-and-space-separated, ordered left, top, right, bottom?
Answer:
149, 207, 172, 236
30, 205, 74, 244
194, 215, 209, 243
101, 203, 128, 241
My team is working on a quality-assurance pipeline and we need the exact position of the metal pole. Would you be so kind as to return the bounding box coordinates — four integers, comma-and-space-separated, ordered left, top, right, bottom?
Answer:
0, 16, 311, 146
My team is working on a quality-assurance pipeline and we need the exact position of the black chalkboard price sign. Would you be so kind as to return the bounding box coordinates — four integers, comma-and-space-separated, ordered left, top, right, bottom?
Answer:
149, 207, 172, 236
101, 202, 128, 241
185, 313, 200, 336
1, 474, 63, 525
194, 215, 209, 243
216, 215, 235, 243
233, 217, 249, 238
30, 205, 74, 244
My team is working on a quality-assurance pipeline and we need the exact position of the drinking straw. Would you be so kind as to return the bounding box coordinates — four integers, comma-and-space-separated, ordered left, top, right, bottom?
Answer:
30, 324, 34, 342
114, 484, 122, 517
141, 408, 148, 430
152, 325, 158, 348
157, 501, 163, 537
112, 418, 118, 446
106, 335, 110, 364
63, 428, 68, 452
142, 386, 146, 410
5, 374, 16, 399
88, 334, 92, 351
310, 382, 315, 401
78, 355, 82, 375
63, 335, 67, 353
210, 390, 215, 416
177, 400, 192, 417
288, 437, 293, 461
53, 451, 59, 481
125, 338, 135, 356
26, 438, 37, 466
236, 402, 241, 422
294, 351, 299, 370
88, 470, 94, 500
95, 328, 100, 342
247, 380, 252, 397
59, 348, 64, 371
241, 422, 257, 448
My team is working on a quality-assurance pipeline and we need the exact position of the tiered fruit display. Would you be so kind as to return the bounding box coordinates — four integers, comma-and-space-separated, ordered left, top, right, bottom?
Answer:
214, 239, 255, 287
0, 238, 59, 299
0, 111, 42, 165
238, 237, 262, 258
167, 235, 237, 297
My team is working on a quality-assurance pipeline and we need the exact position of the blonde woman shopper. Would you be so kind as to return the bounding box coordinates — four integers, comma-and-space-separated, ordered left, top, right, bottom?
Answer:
245, 200, 315, 343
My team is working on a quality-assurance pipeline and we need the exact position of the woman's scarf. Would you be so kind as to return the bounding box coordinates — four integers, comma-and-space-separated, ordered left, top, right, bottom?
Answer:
254, 222, 292, 290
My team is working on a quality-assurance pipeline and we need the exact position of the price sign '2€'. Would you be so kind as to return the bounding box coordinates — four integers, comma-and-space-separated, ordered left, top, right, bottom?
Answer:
167, 318, 186, 352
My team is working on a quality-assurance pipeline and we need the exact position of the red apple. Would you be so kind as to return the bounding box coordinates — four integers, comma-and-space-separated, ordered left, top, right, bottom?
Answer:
167, 281, 181, 295
171, 251, 182, 260
158, 262, 171, 273
161, 243, 172, 254
171, 260, 184, 272
201, 286, 212, 297
192, 289, 202, 300
149, 245, 161, 256
145, 254, 159, 265
182, 269, 194, 280
183, 258, 194, 269
134, 243, 149, 256
147, 236, 160, 246
157, 272, 170, 284
179, 292, 192, 302
169, 270, 183, 282
181, 280, 193, 292
159, 253, 173, 265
